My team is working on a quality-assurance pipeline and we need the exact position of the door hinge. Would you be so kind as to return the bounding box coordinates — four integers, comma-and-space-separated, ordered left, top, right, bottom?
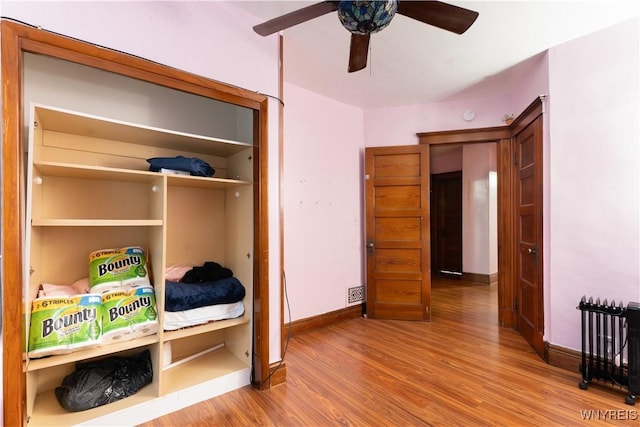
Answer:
514, 297, 518, 311
513, 152, 518, 165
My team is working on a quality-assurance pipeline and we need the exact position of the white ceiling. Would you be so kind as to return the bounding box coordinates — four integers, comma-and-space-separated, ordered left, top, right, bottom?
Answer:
232, 0, 639, 108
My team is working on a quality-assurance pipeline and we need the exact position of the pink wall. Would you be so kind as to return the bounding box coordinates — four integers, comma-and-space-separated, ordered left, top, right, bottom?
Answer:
511, 52, 550, 117
282, 83, 365, 320
488, 149, 498, 275
430, 145, 462, 174
545, 17, 640, 350
462, 143, 498, 276
364, 94, 513, 147
1, 1, 278, 94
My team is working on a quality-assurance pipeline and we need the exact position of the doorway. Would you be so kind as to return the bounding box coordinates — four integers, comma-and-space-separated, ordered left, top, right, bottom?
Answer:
430, 171, 463, 278
430, 143, 498, 285
418, 98, 545, 357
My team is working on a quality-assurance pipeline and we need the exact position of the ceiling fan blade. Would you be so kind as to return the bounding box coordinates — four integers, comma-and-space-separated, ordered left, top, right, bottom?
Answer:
253, 1, 339, 36
348, 33, 370, 73
397, 1, 479, 34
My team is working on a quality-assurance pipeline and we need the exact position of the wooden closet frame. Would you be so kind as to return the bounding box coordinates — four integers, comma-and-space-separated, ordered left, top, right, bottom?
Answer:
1, 20, 272, 424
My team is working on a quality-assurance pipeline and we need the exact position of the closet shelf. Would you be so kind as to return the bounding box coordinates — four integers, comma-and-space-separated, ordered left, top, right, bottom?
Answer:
161, 346, 249, 395
33, 161, 159, 182
29, 385, 157, 427
25, 334, 159, 372
33, 161, 251, 189
166, 174, 251, 189
163, 315, 250, 342
31, 219, 163, 227
36, 105, 253, 156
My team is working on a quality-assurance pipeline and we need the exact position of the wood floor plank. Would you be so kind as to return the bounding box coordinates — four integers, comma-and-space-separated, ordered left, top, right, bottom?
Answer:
139, 278, 637, 426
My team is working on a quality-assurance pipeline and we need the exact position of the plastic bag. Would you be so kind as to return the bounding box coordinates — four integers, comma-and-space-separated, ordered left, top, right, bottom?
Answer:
55, 349, 153, 412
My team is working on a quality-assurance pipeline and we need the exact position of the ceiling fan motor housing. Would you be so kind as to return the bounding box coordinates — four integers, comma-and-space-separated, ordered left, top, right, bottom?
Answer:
337, 0, 398, 35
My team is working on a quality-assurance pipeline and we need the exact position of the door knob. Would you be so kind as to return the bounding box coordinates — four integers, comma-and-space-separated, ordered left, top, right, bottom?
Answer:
367, 240, 375, 256
528, 248, 537, 255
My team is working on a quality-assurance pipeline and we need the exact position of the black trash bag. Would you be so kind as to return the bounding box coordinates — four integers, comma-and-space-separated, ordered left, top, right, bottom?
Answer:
55, 349, 153, 412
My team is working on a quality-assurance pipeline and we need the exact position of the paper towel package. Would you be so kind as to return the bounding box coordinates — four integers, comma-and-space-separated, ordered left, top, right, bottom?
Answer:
28, 294, 102, 358
101, 285, 158, 343
89, 246, 151, 293
27, 246, 156, 358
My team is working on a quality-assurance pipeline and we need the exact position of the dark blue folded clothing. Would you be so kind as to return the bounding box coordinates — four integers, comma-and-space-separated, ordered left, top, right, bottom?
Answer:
147, 156, 215, 177
182, 262, 233, 283
165, 277, 246, 312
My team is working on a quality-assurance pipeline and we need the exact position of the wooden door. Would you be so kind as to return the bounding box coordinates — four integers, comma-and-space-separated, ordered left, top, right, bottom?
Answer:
430, 171, 463, 277
365, 145, 430, 321
514, 116, 544, 356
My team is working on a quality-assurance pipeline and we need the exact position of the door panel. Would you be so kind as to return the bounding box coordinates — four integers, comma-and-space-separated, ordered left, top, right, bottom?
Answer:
374, 153, 421, 177
376, 280, 421, 302
365, 145, 430, 321
376, 248, 422, 272
515, 116, 544, 357
375, 218, 421, 241
375, 185, 421, 209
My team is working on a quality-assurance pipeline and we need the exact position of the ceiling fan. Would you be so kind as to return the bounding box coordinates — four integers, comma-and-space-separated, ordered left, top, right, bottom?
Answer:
253, 1, 479, 73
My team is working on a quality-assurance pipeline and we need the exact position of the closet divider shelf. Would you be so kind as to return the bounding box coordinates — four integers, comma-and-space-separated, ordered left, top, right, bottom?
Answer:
36, 104, 253, 157
29, 385, 158, 427
161, 346, 249, 395
31, 219, 164, 227
162, 314, 250, 342
166, 174, 251, 190
33, 161, 160, 182
25, 335, 159, 372
34, 161, 251, 190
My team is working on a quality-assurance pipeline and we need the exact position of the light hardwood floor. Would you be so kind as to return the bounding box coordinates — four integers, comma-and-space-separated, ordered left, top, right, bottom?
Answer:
140, 278, 637, 426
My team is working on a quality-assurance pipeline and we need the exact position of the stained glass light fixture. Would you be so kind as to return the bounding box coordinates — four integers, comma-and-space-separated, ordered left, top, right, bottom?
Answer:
337, 0, 398, 35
